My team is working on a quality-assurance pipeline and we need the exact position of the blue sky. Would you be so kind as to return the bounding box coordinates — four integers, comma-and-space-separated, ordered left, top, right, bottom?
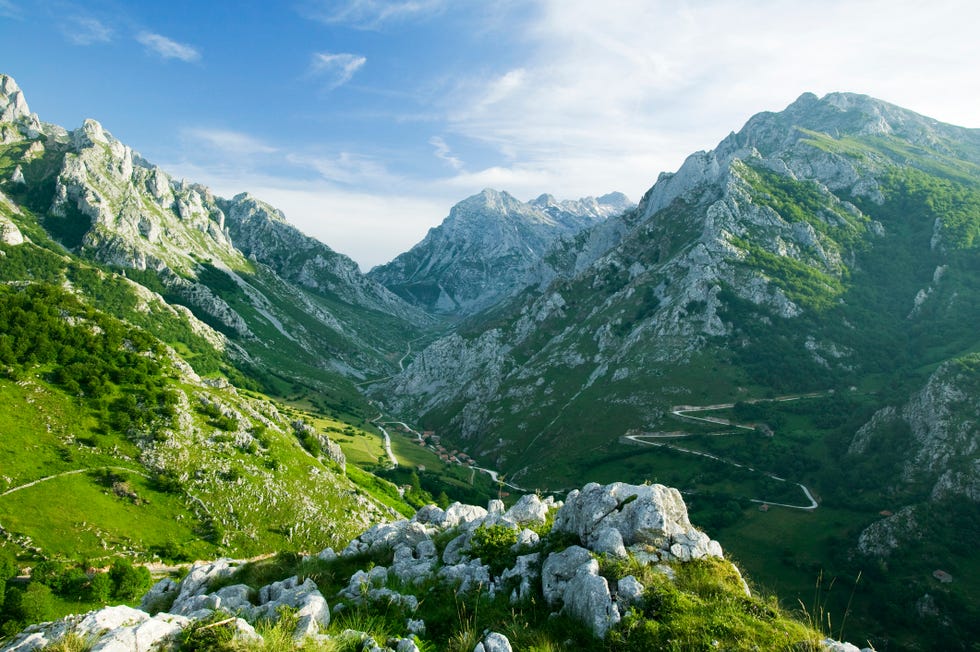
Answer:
2, 0, 978, 269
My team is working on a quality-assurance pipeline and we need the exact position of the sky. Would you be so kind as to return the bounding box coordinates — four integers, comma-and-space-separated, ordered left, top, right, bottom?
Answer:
1, 0, 978, 270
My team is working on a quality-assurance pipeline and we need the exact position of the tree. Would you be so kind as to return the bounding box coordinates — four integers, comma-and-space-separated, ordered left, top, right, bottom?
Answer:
109, 559, 151, 600
87, 572, 112, 604
17, 583, 54, 623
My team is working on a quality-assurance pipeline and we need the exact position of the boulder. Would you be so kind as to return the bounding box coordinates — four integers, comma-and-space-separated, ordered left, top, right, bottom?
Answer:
411, 504, 446, 525
437, 560, 491, 593
503, 493, 550, 526
541, 545, 593, 606
253, 576, 330, 639
553, 482, 723, 561
474, 631, 513, 652
391, 540, 437, 585
139, 577, 179, 613
562, 565, 621, 638
500, 553, 540, 603
213, 583, 254, 613
92, 612, 189, 652
617, 575, 645, 609
593, 526, 627, 558
443, 502, 489, 529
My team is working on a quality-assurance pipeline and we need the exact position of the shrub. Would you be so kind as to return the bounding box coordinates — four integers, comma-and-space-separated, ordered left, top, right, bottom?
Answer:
87, 572, 112, 604
468, 525, 518, 577
17, 582, 54, 624
109, 559, 151, 600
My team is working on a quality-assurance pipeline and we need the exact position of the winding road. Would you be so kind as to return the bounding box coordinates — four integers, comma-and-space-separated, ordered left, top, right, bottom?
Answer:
369, 415, 399, 467
620, 393, 831, 511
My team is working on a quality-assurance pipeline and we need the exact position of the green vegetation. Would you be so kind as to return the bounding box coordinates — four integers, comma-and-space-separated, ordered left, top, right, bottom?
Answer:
194, 536, 822, 651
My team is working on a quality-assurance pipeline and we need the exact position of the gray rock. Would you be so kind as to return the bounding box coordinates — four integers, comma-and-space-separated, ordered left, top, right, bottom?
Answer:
396, 637, 422, 652
821, 638, 874, 652
343, 520, 431, 556
437, 560, 491, 593
0, 213, 24, 246
593, 526, 627, 558
252, 576, 330, 639
442, 531, 473, 565
562, 564, 620, 639
170, 593, 220, 617
412, 504, 447, 525
617, 575, 645, 609
139, 577, 179, 613
503, 493, 550, 526
391, 541, 437, 585
513, 528, 540, 550
553, 482, 723, 561
541, 545, 594, 606
475, 631, 513, 652
500, 553, 540, 603
443, 502, 489, 529
172, 559, 242, 607
92, 612, 189, 652
213, 583, 254, 613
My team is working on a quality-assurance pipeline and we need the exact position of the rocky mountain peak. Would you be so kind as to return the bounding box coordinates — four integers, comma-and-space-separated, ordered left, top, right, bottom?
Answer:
0, 74, 31, 123
452, 188, 531, 222
370, 188, 629, 315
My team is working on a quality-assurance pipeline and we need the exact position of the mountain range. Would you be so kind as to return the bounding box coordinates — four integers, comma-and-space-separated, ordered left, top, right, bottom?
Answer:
0, 71, 977, 649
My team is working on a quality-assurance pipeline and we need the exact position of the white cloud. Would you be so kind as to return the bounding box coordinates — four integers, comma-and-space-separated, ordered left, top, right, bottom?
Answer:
429, 136, 463, 170
136, 31, 200, 62
181, 128, 278, 156
161, 160, 449, 270
287, 150, 395, 186
310, 52, 367, 89
435, 0, 980, 203
300, 0, 447, 29
63, 16, 113, 45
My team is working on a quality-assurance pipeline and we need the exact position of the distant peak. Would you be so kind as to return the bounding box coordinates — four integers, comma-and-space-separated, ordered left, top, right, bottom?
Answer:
597, 191, 632, 207
0, 74, 31, 123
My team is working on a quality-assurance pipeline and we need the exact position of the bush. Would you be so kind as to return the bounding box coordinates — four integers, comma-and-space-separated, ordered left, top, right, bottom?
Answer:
468, 525, 519, 577
109, 559, 151, 600
87, 572, 112, 604
16, 582, 54, 624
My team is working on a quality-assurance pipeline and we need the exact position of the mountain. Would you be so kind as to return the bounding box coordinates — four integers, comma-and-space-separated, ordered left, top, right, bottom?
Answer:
3, 68, 979, 648
373, 92, 980, 648
0, 72, 465, 589
0, 74, 430, 403
368, 188, 632, 316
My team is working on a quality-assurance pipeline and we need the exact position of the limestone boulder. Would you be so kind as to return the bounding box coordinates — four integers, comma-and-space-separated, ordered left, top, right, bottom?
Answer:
541, 545, 593, 606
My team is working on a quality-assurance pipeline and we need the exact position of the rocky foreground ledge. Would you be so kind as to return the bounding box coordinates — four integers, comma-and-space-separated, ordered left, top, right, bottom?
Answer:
2, 482, 869, 651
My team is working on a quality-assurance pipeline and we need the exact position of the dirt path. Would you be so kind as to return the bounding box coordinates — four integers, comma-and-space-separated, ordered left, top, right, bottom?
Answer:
1, 466, 151, 497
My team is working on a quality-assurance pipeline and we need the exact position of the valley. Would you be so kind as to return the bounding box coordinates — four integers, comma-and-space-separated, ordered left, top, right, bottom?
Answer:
0, 72, 977, 650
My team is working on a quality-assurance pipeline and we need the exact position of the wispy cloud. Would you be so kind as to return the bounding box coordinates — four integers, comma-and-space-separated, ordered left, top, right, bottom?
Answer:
62, 16, 113, 45
181, 128, 278, 156
429, 136, 463, 170
288, 151, 395, 186
136, 31, 200, 62
309, 52, 366, 89
299, 0, 446, 29
0, 0, 20, 18
434, 0, 980, 202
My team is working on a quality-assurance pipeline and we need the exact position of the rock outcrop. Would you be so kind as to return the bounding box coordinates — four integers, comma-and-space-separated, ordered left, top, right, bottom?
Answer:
2, 481, 868, 650
369, 188, 632, 316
